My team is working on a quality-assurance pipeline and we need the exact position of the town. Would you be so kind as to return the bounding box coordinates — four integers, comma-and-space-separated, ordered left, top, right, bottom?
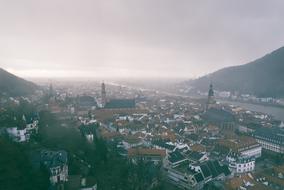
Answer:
1, 80, 284, 190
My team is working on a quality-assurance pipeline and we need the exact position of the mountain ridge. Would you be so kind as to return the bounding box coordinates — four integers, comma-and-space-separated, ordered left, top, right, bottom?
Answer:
0, 68, 38, 97
189, 46, 284, 98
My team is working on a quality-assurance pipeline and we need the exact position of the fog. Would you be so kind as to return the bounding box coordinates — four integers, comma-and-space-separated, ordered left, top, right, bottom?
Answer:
1, 0, 284, 78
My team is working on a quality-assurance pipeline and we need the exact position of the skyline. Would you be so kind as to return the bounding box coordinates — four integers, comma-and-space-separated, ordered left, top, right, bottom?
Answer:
1, 0, 284, 78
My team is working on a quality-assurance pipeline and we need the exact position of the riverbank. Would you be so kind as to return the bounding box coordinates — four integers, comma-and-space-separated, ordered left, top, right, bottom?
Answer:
219, 100, 284, 121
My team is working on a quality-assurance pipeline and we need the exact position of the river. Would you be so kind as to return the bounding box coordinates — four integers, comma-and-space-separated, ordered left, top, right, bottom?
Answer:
220, 100, 284, 121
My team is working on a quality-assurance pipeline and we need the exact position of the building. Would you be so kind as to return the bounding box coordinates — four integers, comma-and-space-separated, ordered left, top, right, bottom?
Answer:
78, 95, 97, 109
40, 150, 68, 185
253, 128, 284, 153
217, 137, 262, 159
167, 150, 188, 167
104, 99, 135, 109
226, 152, 256, 174
6, 127, 28, 142
185, 151, 209, 163
6, 115, 39, 142
224, 173, 272, 190
49, 83, 54, 97
203, 108, 235, 127
79, 124, 97, 143
206, 83, 216, 111
101, 82, 136, 109
101, 82, 106, 108
166, 160, 230, 190
128, 148, 166, 164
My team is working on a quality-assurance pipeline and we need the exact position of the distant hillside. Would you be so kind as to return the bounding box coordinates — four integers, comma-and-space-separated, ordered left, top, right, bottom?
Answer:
190, 46, 284, 98
0, 68, 38, 96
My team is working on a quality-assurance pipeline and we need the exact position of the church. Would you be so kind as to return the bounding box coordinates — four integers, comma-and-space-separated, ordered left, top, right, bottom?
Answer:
203, 83, 235, 127
101, 82, 136, 110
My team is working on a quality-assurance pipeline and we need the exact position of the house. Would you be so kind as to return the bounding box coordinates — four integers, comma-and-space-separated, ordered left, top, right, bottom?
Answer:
190, 144, 206, 153
6, 127, 28, 142
80, 124, 97, 143
40, 150, 68, 185
78, 95, 97, 110
185, 151, 209, 163
104, 99, 135, 109
152, 140, 176, 153
6, 115, 39, 143
217, 137, 262, 159
166, 160, 230, 190
252, 165, 284, 189
128, 148, 166, 164
67, 175, 97, 190
224, 173, 272, 190
203, 125, 220, 136
167, 150, 188, 167
184, 125, 197, 135
237, 124, 256, 134
253, 128, 284, 153
226, 152, 256, 174
166, 161, 204, 190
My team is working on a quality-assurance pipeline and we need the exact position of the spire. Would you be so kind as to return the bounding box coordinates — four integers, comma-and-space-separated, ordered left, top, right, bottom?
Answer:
49, 82, 54, 97
22, 114, 26, 122
206, 82, 215, 111
208, 83, 214, 97
101, 82, 106, 107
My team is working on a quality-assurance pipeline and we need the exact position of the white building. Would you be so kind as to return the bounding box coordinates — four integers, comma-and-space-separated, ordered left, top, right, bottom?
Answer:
227, 153, 255, 174
6, 127, 28, 142
239, 143, 262, 159
254, 128, 284, 154
6, 116, 39, 143
41, 150, 68, 185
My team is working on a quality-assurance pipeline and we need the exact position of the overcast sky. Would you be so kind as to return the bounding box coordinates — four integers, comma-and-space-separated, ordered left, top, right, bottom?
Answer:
1, 0, 284, 79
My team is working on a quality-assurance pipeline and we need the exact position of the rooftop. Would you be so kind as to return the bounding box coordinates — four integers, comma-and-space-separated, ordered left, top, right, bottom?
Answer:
128, 148, 166, 157
40, 150, 68, 169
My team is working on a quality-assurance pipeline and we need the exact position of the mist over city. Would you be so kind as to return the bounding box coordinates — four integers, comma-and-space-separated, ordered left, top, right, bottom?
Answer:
1, 1, 284, 190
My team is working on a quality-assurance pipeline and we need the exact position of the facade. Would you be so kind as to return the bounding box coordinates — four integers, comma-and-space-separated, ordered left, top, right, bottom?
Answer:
206, 83, 216, 111
80, 125, 96, 143
237, 125, 255, 134
226, 152, 255, 174
101, 82, 135, 109
6, 118, 39, 142
78, 95, 97, 109
128, 148, 166, 164
40, 150, 68, 185
104, 99, 135, 109
6, 127, 27, 142
101, 82, 107, 108
166, 160, 230, 190
239, 143, 262, 158
253, 128, 284, 153
166, 164, 204, 190
167, 150, 188, 167
218, 137, 262, 159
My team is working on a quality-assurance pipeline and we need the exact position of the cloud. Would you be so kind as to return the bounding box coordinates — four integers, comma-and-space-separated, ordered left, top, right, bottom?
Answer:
1, 0, 284, 78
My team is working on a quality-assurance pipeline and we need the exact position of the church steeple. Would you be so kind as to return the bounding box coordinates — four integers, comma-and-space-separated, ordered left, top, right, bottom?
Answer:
208, 83, 214, 97
101, 82, 106, 108
206, 83, 215, 111
49, 83, 54, 97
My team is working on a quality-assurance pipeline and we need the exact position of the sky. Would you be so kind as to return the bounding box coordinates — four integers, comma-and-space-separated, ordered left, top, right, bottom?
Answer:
1, 0, 284, 79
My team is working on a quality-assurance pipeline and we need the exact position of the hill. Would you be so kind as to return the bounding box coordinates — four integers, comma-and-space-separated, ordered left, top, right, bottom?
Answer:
190, 46, 284, 98
0, 68, 38, 96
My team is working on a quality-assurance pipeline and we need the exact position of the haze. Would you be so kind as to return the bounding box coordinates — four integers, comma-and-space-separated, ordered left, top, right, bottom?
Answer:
1, 0, 284, 79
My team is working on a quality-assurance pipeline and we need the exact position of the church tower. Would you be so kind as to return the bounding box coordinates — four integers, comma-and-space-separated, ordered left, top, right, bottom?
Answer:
101, 82, 106, 108
49, 83, 54, 97
206, 83, 216, 111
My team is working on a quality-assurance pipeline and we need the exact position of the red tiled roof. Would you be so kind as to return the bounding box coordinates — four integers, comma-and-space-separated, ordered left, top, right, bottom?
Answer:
128, 148, 166, 157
